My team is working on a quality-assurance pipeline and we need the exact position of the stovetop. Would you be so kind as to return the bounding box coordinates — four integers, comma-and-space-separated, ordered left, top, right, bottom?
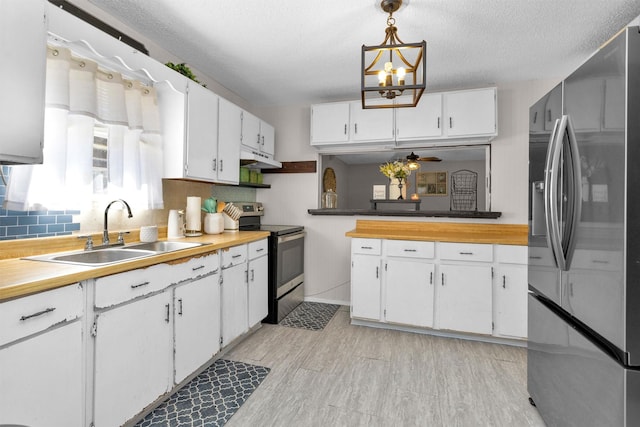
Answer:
260, 224, 304, 235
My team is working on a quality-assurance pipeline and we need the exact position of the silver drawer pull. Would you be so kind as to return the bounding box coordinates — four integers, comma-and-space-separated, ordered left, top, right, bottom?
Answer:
459, 252, 474, 255
131, 281, 150, 289
403, 249, 417, 252
232, 254, 242, 259
192, 265, 205, 271
361, 246, 373, 249
256, 248, 264, 252
20, 307, 56, 321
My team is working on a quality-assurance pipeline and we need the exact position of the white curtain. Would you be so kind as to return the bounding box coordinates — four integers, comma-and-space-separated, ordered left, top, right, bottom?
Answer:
4, 45, 164, 211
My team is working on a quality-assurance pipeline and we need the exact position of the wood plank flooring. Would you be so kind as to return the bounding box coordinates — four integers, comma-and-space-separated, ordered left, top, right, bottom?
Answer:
224, 306, 546, 426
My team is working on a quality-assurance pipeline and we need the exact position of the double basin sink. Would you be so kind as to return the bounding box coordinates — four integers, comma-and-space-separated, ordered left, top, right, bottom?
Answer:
25, 241, 209, 267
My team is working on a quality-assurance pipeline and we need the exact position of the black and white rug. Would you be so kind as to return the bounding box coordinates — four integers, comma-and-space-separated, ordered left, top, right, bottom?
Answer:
135, 359, 270, 427
279, 302, 341, 331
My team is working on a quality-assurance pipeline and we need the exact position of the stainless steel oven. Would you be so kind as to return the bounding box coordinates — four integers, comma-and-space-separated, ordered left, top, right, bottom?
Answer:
235, 202, 304, 324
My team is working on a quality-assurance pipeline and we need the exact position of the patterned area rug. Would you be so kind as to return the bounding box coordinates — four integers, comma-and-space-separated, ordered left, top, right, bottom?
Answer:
279, 302, 341, 331
135, 359, 270, 427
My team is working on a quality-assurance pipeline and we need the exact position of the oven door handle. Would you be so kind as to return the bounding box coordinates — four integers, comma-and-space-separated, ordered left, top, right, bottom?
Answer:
277, 232, 306, 244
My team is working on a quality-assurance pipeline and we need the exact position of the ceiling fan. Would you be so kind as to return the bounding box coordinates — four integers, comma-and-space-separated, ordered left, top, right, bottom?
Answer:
406, 152, 442, 170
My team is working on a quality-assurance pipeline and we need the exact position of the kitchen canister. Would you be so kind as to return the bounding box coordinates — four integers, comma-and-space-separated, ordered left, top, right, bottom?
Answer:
139, 225, 158, 242
204, 212, 224, 234
168, 209, 184, 238
185, 196, 202, 236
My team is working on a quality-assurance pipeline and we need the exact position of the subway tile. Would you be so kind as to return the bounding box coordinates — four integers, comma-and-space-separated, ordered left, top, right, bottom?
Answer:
0, 235, 16, 241
38, 215, 56, 225
18, 216, 38, 226
38, 233, 56, 238
56, 214, 73, 224
47, 224, 65, 233
57, 231, 72, 236
65, 209, 81, 215
6, 226, 28, 236
28, 225, 47, 234
0, 227, 5, 237
47, 210, 64, 215
7, 210, 27, 216
0, 208, 6, 216
65, 223, 81, 232
0, 217, 17, 226
28, 209, 47, 216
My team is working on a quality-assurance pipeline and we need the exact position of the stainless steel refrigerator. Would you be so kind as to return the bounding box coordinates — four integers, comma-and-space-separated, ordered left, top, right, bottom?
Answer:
528, 26, 640, 426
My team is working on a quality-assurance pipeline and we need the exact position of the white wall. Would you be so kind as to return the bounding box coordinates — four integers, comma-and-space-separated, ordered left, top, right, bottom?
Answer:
256, 80, 559, 305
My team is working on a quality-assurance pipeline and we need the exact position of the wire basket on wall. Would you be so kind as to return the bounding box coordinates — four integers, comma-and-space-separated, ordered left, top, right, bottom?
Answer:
450, 169, 478, 211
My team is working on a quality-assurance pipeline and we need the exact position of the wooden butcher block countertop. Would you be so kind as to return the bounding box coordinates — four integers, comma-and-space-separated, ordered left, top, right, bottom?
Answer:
0, 231, 269, 302
345, 220, 528, 245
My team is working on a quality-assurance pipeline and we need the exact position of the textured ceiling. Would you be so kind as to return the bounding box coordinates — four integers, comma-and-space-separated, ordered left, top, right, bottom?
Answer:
87, 0, 640, 108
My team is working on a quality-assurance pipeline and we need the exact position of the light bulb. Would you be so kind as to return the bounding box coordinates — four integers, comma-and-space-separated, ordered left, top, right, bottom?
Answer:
378, 70, 386, 86
384, 61, 393, 73
397, 67, 406, 85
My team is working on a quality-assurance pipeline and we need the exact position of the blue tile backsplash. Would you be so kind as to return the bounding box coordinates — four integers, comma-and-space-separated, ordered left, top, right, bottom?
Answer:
0, 166, 81, 241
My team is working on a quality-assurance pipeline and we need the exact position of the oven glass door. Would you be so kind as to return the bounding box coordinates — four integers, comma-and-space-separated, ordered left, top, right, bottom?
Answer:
276, 232, 304, 298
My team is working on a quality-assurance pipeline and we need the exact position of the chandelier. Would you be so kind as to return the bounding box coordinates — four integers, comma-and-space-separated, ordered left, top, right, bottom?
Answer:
361, 0, 426, 109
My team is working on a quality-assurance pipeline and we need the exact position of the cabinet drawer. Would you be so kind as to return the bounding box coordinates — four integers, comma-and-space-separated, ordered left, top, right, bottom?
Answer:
95, 263, 173, 308
0, 283, 83, 346
385, 240, 435, 258
352, 238, 382, 255
496, 245, 528, 264
439, 242, 493, 262
171, 252, 220, 283
222, 244, 247, 268
248, 238, 268, 260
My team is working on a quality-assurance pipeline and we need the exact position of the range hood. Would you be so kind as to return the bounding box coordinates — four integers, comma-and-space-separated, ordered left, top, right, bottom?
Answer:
240, 150, 282, 169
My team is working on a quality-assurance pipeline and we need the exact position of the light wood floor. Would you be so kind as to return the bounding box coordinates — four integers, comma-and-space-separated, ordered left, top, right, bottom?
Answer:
224, 307, 546, 426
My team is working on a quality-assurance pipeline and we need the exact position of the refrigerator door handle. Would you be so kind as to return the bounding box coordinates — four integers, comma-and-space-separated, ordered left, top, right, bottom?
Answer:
562, 115, 582, 270
545, 117, 566, 270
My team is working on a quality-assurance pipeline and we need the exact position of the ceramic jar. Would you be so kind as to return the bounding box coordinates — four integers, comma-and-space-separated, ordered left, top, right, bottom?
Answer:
204, 212, 224, 234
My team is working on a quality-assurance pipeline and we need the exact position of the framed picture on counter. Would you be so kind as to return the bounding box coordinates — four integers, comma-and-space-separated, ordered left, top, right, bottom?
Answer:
416, 171, 448, 196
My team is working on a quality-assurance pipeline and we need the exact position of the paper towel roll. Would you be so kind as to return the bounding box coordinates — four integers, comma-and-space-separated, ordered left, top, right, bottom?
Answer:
185, 196, 201, 234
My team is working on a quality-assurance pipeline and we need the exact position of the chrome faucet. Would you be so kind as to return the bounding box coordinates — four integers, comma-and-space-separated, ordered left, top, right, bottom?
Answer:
103, 199, 133, 245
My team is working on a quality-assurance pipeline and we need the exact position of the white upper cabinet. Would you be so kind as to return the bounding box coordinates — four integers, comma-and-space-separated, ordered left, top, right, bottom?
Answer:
395, 93, 443, 141
349, 100, 395, 142
310, 102, 351, 144
240, 110, 275, 157
217, 98, 242, 183
311, 87, 497, 148
185, 81, 219, 181
444, 88, 497, 138
241, 110, 261, 151
0, 0, 47, 164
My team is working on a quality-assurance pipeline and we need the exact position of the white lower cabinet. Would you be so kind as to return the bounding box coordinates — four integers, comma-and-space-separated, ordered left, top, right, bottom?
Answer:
93, 291, 173, 427
493, 244, 528, 339
384, 258, 435, 327
0, 283, 84, 427
350, 238, 527, 342
221, 244, 249, 346
437, 263, 493, 335
351, 238, 383, 320
248, 239, 269, 327
174, 271, 221, 384
0, 321, 83, 427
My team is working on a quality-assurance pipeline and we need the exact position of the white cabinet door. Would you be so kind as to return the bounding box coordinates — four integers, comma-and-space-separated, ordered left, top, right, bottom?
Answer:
185, 81, 219, 181
395, 93, 443, 140
217, 97, 241, 184
310, 102, 350, 144
349, 101, 394, 142
445, 88, 496, 137
94, 292, 173, 427
351, 254, 382, 320
174, 273, 221, 384
260, 121, 275, 156
241, 110, 261, 151
221, 263, 248, 346
0, 322, 83, 427
438, 263, 492, 335
494, 263, 528, 338
248, 254, 269, 327
0, 0, 47, 164
384, 258, 435, 327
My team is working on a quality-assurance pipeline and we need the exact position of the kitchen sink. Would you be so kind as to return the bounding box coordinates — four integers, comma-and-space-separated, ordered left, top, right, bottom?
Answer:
24, 241, 209, 266
121, 241, 206, 252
